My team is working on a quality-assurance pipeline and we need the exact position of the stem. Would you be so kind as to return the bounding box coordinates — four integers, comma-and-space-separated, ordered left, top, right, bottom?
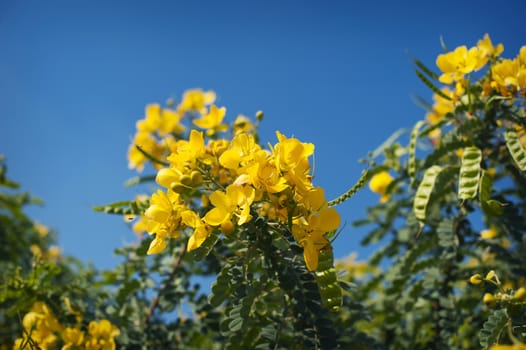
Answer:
145, 244, 187, 324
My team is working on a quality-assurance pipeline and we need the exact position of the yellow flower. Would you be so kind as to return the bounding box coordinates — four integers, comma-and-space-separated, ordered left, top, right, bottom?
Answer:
480, 227, 498, 240
292, 207, 341, 271
193, 104, 228, 136
34, 222, 50, 237
436, 45, 486, 84
219, 133, 261, 171
159, 108, 185, 135
16, 302, 63, 350
46, 245, 61, 261
86, 319, 120, 350
136, 104, 162, 133
426, 88, 456, 125
62, 327, 85, 350
519, 46, 526, 67
181, 210, 212, 251
233, 115, 255, 135
272, 131, 315, 194
490, 343, 526, 350
166, 129, 207, 169
144, 189, 183, 254
242, 150, 289, 195
491, 58, 526, 94
335, 252, 377, 280
127, 131, 165, 172
203, 184, 256, 227
178, 89, 216, 114
273, 131, 314, 173
369, 171, 393, 203
477, 34, 504, 61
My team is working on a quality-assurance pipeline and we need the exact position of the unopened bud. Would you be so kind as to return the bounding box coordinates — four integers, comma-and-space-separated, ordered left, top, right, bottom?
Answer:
180, 175, 192, 187
483, 293, 496, 307
190, 171, 203, 186
485, 270, 496, 281
469, 274, 483, 285
256, 110, 264, 121
220, 221, 235, 235
514, 287, 526, 301
171, 183, 187, 193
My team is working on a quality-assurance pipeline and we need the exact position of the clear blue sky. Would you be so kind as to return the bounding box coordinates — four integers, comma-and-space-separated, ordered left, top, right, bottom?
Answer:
1, 0, 525, 269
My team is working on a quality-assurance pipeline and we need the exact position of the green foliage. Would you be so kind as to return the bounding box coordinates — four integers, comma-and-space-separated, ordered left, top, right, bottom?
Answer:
505, 129, 526, 171
479, 309, 509, 349
458, 146, 482, 200
328, 167, 369, 207
413, 165, 442, 224
5, 35, 526, 350
408, 120, 426, 184
315, 248, 342, 312
93, 199, 149, 215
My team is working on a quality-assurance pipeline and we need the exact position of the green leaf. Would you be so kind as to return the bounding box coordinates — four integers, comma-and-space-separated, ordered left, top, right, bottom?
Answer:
436, 219, 456, 248
92, 200, 148, 215
369, 128, 407, 159
116, 279, 141, 305
480, 171, 503, 216
504, 129, 526, 171
408, 120, 426, 185
458, 146, 482, 200
413, 165, 443, 224
479, 308, 508, 349
415, 69, 451, 101
189, 233, 219, 261
314, 248, 342, 312
479, 170, 493, 203
483, 200, 504, 216
414, 58, 439, 81
328, 167, 369, 207
134, 144, 169, 167
124, 175, 157, 187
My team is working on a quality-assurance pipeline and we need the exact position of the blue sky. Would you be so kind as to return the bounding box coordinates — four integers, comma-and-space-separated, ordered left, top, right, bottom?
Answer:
1, 0, 525, 269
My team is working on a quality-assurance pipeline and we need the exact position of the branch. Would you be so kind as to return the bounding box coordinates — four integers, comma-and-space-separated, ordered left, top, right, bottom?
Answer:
145, 244, 187, 324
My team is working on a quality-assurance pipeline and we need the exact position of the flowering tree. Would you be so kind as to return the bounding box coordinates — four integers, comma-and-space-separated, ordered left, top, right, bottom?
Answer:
2, 34, 526, 349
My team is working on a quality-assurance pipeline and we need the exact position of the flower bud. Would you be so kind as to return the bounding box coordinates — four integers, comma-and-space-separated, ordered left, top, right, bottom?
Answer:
171, 183, 187, 193
180, 175, 192, 187
191, 171, 203, 186
469, 274, 483, 285
483, 293, 496, 307
220, 221, 235, 235
256, 110, 264, 121
514, 287, 526, 301
485, 270, 496, 281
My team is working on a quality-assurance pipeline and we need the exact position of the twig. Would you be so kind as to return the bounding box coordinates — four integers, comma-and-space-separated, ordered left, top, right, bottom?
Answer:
145, 245, 187, 324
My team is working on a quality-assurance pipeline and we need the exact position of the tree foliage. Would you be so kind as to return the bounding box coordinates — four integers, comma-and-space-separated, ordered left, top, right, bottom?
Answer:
2, 34, 526, 349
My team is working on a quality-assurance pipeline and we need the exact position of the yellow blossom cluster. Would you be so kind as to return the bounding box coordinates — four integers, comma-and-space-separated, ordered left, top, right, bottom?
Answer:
14, 301, 119, 350
128, 90, 341, 271
425, 34, 526, 134
368, 34, 526, 206
491, 46, 526, 97
436, 34, 503, 85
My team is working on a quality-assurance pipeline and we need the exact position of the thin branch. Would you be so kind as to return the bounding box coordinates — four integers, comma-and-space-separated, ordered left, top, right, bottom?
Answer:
145, 244, 187, 324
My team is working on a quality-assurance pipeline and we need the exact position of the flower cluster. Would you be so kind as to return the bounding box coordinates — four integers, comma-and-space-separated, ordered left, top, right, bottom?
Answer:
370, 34, 526, 199
429, 34, 525, 126
14, 301, 120, 350
128, 90, 340, 271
